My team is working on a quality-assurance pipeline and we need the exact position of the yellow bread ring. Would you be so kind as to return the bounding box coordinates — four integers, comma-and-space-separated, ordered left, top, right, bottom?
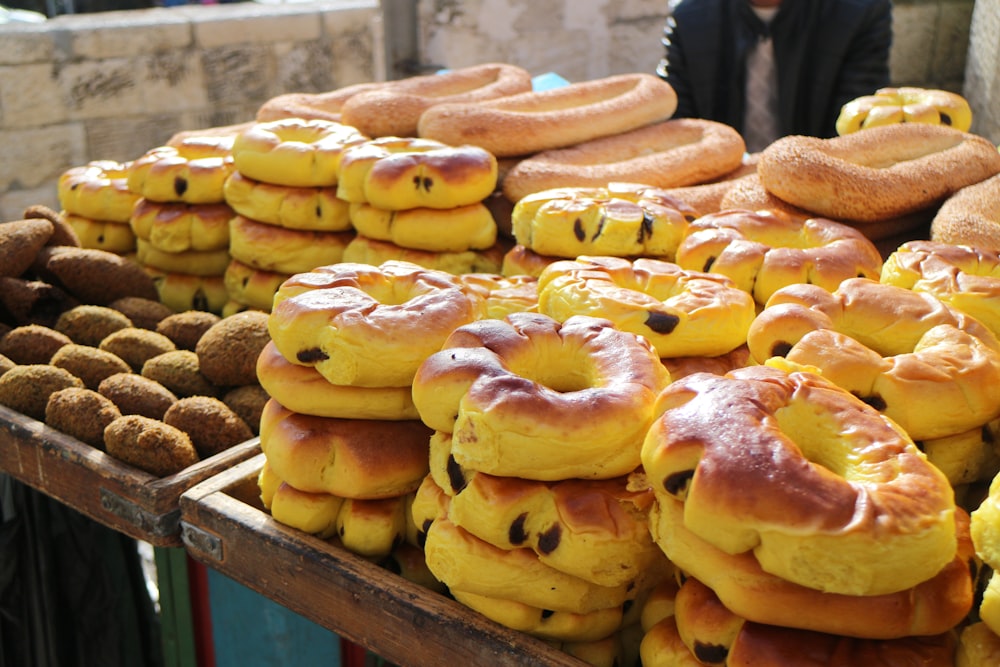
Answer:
417, 73, 679, 158
411, 312, 671, 480
58, 160, 141, 223
222, 259, 288, 312
338, 62, 534, 138
836, 86, 973, 135
450, 589, 625, 644
263, 476, 343, 539
269, 260, 486, 387
127, 136, 236, 204
748, 278, 1000, 440
931, 172, 1000, 250
336, 136, 498, 210
63, 214, 137, 253
228, 215, 355, 275
341, 234, 510, 275
256, 81, 389, 123
918, 419, 1000, 488
660, 344, 751, 383
971, 471, 1000, 576
423, 516, 642, 614
134, 238, 231, 276
129, 199, 233, 253
672, 577, 744, 665
757, 123, 1000, 223
647, 491, 971, 638
882, 240, 1000, 340
641, 365, 958, 597
500, 244, 561, 278
674, 208, 885, 307
511, 183, 698, 259
981, 571, 1000, 638
457, 272, 539, 319
348, 201, 497, 252
144, 267, 228, 314
537, 255, 755, 359
957, 622, 1000, 667
259, 399, 430, 498
501, 118, 746, 204
640, 617, 702, 667
255, 340, 419, 420
231, 118, 369, 187
222, 171, 351, 232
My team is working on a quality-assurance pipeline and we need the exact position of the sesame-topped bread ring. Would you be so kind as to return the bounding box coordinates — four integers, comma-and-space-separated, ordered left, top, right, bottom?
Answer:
501, 118, 745, 204
673, 208, 885, 307
411, 312, 671, 480
930, 172, 1000, 251
128, 135, 236, 204
537, 255, 755, 359
58, 160, 142, 223
231, 118, 369, 188
510, 182, 699, 260
268, 260, 486, 387
748, 277, 1000, 440
641, 365, 959, 599
335, 136, 498, 211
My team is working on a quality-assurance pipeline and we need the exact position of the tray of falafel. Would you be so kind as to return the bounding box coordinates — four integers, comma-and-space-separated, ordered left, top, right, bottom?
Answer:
0, 208, 268, 547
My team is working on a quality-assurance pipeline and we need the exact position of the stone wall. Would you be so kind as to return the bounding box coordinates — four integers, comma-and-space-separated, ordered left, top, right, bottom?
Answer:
0, 0, 994, 223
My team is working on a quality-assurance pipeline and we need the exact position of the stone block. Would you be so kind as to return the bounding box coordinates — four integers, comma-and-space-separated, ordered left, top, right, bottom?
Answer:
200, 45, 275, 108
0, 24, 55, 66
192, 4, 323, 50
68, 9, 192, 60
85, 114, 186, 162
0, 124, 86, 192
0, 63, 68, 129
0, 185, 61, 224
136, 49, 208, 114
59, 59, 144, 121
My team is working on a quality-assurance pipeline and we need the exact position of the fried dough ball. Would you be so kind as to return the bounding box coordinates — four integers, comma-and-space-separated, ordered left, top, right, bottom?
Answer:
0, 324, 73, 365
54, 305, 133, 347
50, 343, 132, 390
107, 297, 175, 331
97, 372, 178, 420
162, 395, 254, 458
141, 350, 217, 398
45, 387, 121, 449
31, 246, 159, 305
155, 310, 221, 351
0, 364, 84, 420
103, 414, 199, 476
196, 310, 270, 387
98, 327, 177, 372
0, 277, 79, 328
0, 218, 53, 278
222, 384, 268, 435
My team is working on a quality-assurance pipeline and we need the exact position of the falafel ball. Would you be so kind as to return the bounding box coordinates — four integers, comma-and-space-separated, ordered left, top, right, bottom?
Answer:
222, 384, 269, 435
104, 414, 199, 476
0, 364, 84, 420
107, 297, 175, 331
196, 310, 270, 387
55, 304, 133, 347
162, 396, 254, 458
155, 310, 221, 351
97, 372, 178, 420
99, 327, 176, 372
50, 343, 133, 390
0, 324, 73, 365
141, 350, 217, 398
45, 387, 122, 449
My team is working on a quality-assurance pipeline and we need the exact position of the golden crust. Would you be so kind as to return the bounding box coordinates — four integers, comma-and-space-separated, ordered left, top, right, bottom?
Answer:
836, 86, 973, 135
757, 124, 1000, 223
341, 234, 510, 275
129, 199, 233, 253
227, 215, 355, 275
256, 81, 389, 123
931, 172, 1000, 250
502, 118, 745, 203
222, 171, 351, 232
418, 73, 679, 158
128, 137, 236, 205
58, 160, 141, 223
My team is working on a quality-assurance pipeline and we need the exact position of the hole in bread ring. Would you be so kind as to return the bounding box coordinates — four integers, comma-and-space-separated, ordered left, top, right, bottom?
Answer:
641, 365, 958, 598
58, 160, 141, 223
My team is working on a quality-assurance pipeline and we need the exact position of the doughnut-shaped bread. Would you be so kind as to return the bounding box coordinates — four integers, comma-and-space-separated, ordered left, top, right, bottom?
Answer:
537, 255, 755, 358
348, 201, 497, 252
341, 235, 509, 275
231, 118, 368, 188
411, 312, 670, 480
63, 215, 136, 253
58, 160, 141, 223
418, 73, 679, 158
641, 366, 958, 597
259, 399, 430, 499
256, 81, 389, 123
660, 344, 751, 382
501, 118, 745, 203
135, 239, 231, 277
339, 63, 534, 138
255, 340, 419, 420
129, 199, 233, 253
957, 622, 1000, 667
931, 172, 1000, 250
836, 86, 973, 135
227, 215, 354, 275
144, 268, 228, 315
457, 272, 539, 319
757, 123, 1000, 223
971, 473, 1000, 637
222, 171, 351, 232
511, 182, 698, 259
128, 136, 236, 204
222, 259, 288, 312
269, 260, 486, 387
673, 209, 884, 306
335, 136, 498, 211
501, 244, 562, 278
748, 278, 1000, 440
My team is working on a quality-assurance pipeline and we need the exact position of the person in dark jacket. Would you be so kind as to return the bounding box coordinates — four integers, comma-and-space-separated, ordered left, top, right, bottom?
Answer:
656, 0, 893, 151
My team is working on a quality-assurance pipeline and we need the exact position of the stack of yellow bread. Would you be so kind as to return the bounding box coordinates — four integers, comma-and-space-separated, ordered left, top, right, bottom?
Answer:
57, 160, 141, 254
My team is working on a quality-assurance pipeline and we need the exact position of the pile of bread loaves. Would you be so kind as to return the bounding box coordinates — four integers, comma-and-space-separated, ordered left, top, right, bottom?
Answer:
34, 63, 1000, 665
